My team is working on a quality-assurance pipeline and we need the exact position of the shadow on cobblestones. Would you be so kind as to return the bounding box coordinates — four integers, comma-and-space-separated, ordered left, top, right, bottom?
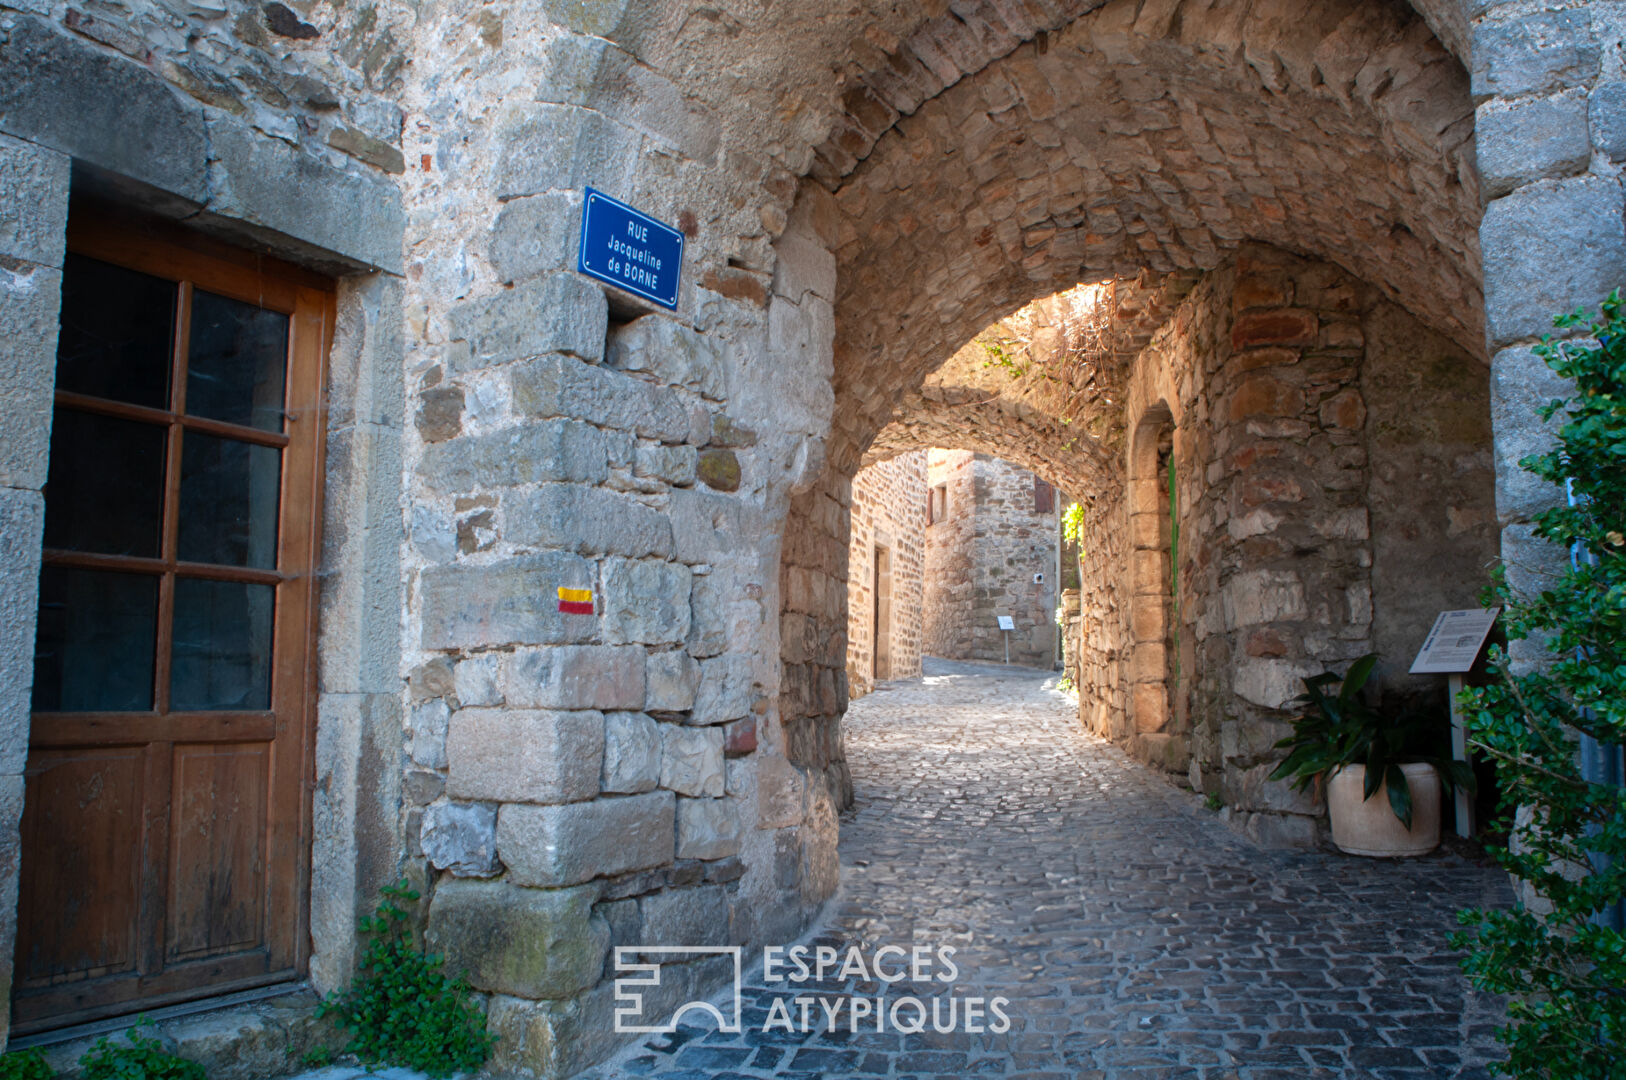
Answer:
584, 659, 1510, 1079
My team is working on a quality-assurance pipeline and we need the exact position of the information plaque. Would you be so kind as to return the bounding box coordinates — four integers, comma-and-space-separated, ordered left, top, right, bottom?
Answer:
1409, 608, 1501, 674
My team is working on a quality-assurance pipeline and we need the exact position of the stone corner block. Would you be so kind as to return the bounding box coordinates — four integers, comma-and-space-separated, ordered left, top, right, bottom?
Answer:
497, 790, 675, 887
448, 272, 607, 367
659, 724, 724, 797
426, 877, 606, 999
646, 650, 699, 712
447, 708, 605, 804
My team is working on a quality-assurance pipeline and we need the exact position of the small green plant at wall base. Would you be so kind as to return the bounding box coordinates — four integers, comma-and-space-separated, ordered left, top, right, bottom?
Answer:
1203, 792, 1225, 813
78, 1019, 204, 1080
1451, 293, 1626, 1080
319, 879, 494, 1078
0, 1048, 53, 1080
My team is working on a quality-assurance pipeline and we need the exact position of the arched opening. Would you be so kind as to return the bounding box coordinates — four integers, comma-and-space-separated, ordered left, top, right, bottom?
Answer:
1127, 401, 1180, 762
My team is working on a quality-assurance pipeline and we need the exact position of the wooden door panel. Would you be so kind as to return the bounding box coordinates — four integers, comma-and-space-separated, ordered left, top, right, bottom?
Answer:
15, 209, 332, 1033
166, 744, 268, 962
16, 749, 144, 987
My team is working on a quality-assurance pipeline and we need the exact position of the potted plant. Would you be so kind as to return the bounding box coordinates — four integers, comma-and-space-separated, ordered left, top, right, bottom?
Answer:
1269, 654, 1473, 857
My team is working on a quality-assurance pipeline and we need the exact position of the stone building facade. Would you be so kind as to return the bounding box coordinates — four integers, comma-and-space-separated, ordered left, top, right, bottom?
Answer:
845, 450, 926, 699
0, 0, 1612, 1075
922, 450, 1060, 668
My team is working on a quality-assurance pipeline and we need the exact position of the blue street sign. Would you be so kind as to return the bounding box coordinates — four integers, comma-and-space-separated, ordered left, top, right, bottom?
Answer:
577, 187, 684, 310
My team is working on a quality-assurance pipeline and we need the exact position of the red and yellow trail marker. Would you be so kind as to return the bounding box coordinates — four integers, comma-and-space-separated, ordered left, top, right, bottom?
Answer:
557, 586, 594, 615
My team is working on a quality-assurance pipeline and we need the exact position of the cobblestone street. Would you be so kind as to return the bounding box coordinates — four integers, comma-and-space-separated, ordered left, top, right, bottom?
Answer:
585, 659, 1511, 1080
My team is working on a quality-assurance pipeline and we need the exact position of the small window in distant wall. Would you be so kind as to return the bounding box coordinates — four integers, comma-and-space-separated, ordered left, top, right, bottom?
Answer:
1034, 477, 1054, 514
929, 484, 947, 524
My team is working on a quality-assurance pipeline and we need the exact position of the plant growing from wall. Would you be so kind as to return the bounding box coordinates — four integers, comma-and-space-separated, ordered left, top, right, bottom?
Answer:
318, 880, 495, 1077
1061, 501, 1085, 548
1452, 293, 1626, 1079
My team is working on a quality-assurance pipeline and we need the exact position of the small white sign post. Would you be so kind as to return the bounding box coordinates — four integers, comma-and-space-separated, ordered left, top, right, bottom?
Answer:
997, 615, 1015, 664
1409, 607, 1501, 838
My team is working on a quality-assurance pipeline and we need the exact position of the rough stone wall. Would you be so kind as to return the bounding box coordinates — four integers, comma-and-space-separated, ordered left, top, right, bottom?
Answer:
921, 451, 1059, 667
1472, 2, 1626, 660
970, 457, 1059, 667
922, 450, 977, 658
846, 451, 927, 698
1070, 245, 1495, 848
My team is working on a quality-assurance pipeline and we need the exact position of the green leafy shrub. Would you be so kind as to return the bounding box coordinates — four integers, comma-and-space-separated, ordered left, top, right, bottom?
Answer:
1269, 654, 1470, 828
79, 1020, 203, 1080
319, 879, 494, 1077
1453, 293, 1626, 1078
0, 1049, 53, 1080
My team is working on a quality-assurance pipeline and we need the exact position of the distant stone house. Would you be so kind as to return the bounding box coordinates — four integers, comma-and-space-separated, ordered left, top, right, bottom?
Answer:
0, 0, 1608, 1075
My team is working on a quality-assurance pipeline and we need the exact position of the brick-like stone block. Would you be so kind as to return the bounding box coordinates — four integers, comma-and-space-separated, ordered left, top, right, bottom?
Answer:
206, 116, 405, 274
490, 191, 579, 283
638, 884, 730, 949
1590, 82, 1626, 162
505, 484, 674, 559
659, 724, 724, 797
417, 419, 616, 492
646, 650, 700, 711
676, 798, 742, 860
0, 262, 62, 491
493, 103, 641, 201
0, 133, 68, 267
691, 654, 753, 725
420, 801, 499, 877
419, 552, 596, 650
1482, 176, 1626, 349
448, 273, 608, 367
505, 645, 647, 710
497, 791, 675, 886
510, 353, 690, 443
1474, 92, 1590, 199
722, 717, 757, 757
602, 558, 692, 645
1223, 570, 1308, 626
426, 878, 607, 998
1490, 345, 1570, 523
1230, 309, 1317, 349
603, 711, 660, 794
1470, 8, 1599, 100
446, 708, 604, 804
1228, 374, 1305, 421
606, 315, 727, 400
0, 16, 208, 205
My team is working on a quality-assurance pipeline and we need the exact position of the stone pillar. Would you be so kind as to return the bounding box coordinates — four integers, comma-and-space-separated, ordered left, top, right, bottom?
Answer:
1474, 2, 1626, 634
0, 132, 69, 1047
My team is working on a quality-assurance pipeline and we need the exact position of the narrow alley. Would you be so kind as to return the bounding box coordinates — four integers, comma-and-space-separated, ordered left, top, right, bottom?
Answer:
582, 661, 1510, 1080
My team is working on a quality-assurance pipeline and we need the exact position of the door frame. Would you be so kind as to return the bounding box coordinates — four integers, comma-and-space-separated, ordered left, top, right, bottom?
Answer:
12, 204, 334, 1034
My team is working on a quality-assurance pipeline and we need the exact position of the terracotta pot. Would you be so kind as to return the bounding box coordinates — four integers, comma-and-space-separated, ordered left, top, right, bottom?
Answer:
1326, 762, 1441, 857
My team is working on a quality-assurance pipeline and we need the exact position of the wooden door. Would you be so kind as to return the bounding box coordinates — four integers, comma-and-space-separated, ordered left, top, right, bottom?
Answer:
13, 208, 332, 1033
873, 546, 892, 681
